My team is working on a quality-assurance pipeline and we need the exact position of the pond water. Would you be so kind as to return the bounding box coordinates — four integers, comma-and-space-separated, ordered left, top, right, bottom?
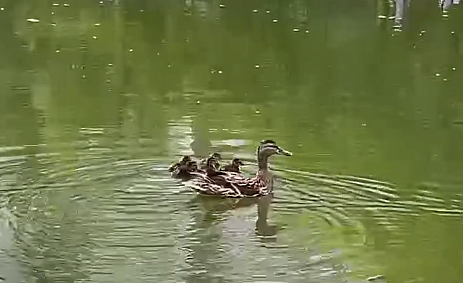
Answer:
1, 0, 463, 282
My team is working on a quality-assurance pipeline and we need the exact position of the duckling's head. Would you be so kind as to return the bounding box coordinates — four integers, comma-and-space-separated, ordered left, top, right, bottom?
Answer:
232, 158, 244, 166
187, 160, 198, 171
181, 155, 192, 163
211, 152, 222, 161
206, 156, 219, 168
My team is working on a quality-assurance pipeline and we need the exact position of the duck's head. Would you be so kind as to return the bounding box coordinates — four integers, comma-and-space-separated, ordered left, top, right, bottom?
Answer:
211, 152, 222, 161
232, 158, 244, 167
256, 140, 292, 168
181, 155, 192, 163
187, 160, 198, 171
206, 156, 219, 168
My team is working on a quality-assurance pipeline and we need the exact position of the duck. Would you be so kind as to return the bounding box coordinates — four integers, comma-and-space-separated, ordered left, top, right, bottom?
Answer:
187, 140, 292, 198
199, 152, 222, 170
171, 160, 200, 179
168, 155, 192, 172
220, 158, 244, 173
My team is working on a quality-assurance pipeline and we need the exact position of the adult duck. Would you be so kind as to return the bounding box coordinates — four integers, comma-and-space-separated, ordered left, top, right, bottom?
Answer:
187, 140, 291, 198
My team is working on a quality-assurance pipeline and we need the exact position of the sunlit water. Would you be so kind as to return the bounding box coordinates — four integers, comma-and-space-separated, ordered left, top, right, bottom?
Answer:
1, 0, 463, 283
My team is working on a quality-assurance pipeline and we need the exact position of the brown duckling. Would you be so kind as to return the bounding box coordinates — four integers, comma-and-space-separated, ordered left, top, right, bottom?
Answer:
199, 152, 222, 170
172, 160, 199, 179
221, 158, 244, 173
168, 155, 191, 172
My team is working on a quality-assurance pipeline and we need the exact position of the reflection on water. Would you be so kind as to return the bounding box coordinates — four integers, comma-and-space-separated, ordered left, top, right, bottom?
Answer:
1, 0, 463, 283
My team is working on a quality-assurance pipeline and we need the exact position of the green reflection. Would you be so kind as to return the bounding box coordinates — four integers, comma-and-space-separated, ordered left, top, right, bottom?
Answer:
1, 0, 463, 282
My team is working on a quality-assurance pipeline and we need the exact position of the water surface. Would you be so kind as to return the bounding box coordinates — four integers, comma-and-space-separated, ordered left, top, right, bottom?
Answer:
1, 1, 463, 283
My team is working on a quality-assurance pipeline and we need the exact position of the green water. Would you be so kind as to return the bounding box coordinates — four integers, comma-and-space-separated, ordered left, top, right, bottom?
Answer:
1, 0, 463, 282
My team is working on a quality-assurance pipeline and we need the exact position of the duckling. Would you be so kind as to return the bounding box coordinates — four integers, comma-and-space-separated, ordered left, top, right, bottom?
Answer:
221, 158, 244, 173
199, 152, 222, 170
172, 160, 199, 179
168, 155, 192, 172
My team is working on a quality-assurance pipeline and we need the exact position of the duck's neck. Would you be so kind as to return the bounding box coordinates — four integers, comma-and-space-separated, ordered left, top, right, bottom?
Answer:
258, 155, 269, 171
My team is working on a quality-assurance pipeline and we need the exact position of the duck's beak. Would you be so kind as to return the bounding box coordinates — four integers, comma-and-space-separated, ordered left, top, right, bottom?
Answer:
277, 146, 292, 156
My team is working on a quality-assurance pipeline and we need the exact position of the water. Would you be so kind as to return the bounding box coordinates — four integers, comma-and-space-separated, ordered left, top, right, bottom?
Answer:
1, 0, 463, 282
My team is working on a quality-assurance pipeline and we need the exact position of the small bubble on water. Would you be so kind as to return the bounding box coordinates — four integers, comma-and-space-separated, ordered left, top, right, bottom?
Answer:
27, 18, 40, 23
443, 78, 448, 82
272, 19, 278, 23
94, 23, 101, 26
362, 123, 367, 127
55, 49, 60, 53
93, 36, 97, 39
168, 64, 171, 68
140, 9, 144, 12
82, 75, 86, 78
377, 15, 387, 19
0, 7, 4, 11
452, 67, 456, 71
252, 9, 258, 13
129, 49, 133, 52
51, 12, 54, 15
255, 65, 260, 68
108, 63, 113, 66
218, 70, 223, 74
196, 100, 200, 104
255, 109, 260, 114
305, 30, 309, 33
266, 10, 270, 13
293, 28, 300, 32
435, 73, 441, 77
219, 4, 226, 8
64, 3, 70, 7
52, 3, 59, 6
